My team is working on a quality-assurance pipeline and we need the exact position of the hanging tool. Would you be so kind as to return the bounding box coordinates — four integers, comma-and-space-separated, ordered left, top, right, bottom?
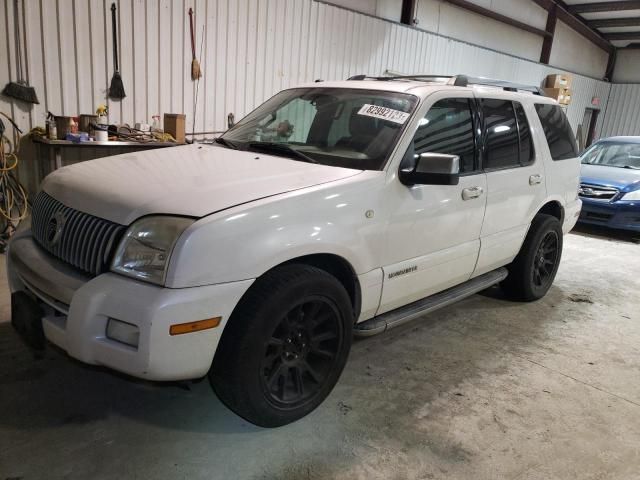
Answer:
189, 8, 202, 80
108, 2, 126, 99
2, 0, 39, 104
0, 111, 29, 252
192, 25, 204, 138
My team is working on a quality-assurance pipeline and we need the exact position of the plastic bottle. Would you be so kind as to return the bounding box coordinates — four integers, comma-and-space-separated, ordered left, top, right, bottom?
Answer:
151, 115, 162, 133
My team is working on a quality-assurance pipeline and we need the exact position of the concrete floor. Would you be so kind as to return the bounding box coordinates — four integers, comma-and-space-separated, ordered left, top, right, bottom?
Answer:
1, 226, 639, 480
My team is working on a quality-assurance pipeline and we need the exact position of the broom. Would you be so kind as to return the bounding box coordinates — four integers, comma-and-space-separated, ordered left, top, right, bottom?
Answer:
2, 0, 39, 104
108, 2, 126, 100
188, 8, 202, 80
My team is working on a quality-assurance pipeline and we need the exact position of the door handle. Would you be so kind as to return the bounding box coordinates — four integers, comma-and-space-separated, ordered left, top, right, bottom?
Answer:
462, 186, 484, 200
529, 174, 543, 185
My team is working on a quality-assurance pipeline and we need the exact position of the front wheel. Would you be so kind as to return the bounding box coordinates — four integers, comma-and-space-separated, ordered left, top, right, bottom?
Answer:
501, 214, 563, 301
210, 264, 353, 427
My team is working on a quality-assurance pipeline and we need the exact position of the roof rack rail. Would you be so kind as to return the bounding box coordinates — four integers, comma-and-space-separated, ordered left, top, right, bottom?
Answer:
347, 73, 544, 95
460, 75, 544, 95
347, 74, 460, 84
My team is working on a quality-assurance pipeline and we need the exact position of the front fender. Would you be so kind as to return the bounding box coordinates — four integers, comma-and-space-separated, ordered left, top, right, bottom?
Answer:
165, 172, 386, 288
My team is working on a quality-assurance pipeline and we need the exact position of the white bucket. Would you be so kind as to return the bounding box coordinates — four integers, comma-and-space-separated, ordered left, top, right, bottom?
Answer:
95, 129, 108, 141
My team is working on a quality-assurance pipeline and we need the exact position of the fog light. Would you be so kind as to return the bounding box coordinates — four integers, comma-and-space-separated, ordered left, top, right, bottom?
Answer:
106, 318, 140, 348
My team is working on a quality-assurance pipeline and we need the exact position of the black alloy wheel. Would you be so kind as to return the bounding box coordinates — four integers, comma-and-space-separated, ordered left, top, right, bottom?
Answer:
210, 264, 353, 427
532, 231, 559, 289
260, 298, 343, 408
501, 214, 564, 301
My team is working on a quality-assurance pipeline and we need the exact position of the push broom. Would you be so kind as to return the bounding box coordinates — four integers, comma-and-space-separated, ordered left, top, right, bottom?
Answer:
189, 8, 202, 80
108, 2, 126, 99
2, 0, 39, 104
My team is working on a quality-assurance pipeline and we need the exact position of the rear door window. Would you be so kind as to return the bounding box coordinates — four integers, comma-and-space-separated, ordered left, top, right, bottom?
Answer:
482, 99, 519, 169
534, 104, 578, 160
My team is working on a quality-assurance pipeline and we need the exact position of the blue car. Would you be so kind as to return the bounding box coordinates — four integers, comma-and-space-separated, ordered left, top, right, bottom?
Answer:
578, 136, 640, 232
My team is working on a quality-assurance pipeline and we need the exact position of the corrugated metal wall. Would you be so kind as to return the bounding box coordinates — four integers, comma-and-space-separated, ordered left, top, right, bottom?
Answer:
599, 84, 640, 138
0, 0, 613, 141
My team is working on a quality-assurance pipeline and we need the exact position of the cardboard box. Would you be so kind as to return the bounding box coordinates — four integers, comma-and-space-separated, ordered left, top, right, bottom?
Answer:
545, 73, 573, 90
543, 87, 572, 105
164, 113, 186, 143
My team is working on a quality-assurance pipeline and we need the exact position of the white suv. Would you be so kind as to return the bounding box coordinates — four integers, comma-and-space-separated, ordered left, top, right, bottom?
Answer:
7, 75, 581, 427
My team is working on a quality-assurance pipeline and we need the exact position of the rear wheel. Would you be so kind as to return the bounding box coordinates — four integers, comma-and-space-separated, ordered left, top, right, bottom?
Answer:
210, 264, 353, 427
501, 214, 563, 301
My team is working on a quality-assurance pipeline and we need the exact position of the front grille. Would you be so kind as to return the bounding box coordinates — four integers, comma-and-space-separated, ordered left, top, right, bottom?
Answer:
31, 192, 126, 276
578, 183, 619, 201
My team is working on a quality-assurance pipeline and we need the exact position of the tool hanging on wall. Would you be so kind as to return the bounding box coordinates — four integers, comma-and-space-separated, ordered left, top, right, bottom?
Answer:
192, 25, 204, 139
108, 2, 126, 99
2, 0, 39, 104
0, 111, 29, 253
189, 8, 202, 80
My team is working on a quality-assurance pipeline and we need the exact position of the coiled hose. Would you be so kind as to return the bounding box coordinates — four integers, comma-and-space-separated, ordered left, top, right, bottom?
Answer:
0, 112, 29, 253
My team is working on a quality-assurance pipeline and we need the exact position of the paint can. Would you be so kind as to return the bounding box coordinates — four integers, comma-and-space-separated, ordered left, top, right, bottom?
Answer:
79, 114, 98, 137
54, 116, 73, 140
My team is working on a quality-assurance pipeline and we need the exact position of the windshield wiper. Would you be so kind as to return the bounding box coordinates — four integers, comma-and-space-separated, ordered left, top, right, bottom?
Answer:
623, 165, 640, 170
247, 142, 319, 164
214, 137, 240, 150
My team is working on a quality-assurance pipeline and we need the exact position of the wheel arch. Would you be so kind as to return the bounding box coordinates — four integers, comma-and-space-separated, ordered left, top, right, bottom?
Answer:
536, 200, 564, 223
280, 253, 361, 321
226, 252, 362, 322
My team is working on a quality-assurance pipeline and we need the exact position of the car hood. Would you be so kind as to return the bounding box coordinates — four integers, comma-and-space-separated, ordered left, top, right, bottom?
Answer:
580, 164, 640, 192
42, 144, 364, 225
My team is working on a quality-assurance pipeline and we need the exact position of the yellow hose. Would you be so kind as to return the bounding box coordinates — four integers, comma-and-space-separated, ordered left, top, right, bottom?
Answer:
0, 112, 29, 225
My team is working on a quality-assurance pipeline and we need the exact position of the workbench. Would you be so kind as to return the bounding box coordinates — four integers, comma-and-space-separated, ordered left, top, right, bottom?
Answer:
33, 136, 184, 175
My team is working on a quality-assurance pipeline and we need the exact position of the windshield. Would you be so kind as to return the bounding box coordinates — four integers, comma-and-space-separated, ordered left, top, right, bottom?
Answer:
581, 142, 640, 169
219, 88, 418, 170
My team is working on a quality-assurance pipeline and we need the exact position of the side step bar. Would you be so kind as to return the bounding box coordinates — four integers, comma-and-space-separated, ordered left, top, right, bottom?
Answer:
354, 268, 508, 337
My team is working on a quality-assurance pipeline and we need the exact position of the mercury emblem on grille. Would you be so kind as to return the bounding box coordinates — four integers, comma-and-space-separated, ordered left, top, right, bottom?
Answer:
47, 211, 67, 246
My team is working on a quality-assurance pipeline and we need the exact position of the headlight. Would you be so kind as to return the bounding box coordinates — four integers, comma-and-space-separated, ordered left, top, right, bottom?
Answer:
111, 216, 194, 285
622, 190, 640, 201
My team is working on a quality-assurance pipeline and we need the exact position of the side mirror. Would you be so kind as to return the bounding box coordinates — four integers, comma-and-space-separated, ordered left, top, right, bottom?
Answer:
399, 153, 460, 186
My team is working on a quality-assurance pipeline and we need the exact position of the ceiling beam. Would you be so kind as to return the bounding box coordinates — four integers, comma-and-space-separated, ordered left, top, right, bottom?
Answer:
588, 17, 640, 28
556, 8, 613, 52
602, 31, 640, 40
531, 0, 613, 52
442, 0, 551, 37
569, 1, 640, 14
400, 0, 417, 26
540, 3, 558, 64
605, 47, 617, 81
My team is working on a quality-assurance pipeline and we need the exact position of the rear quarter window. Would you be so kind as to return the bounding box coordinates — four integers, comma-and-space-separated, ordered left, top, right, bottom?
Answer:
534, 104, 578, 161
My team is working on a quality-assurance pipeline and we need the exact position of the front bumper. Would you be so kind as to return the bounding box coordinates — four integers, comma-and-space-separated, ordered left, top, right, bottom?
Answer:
7, 229, 254, 381
578, 198, 640, 232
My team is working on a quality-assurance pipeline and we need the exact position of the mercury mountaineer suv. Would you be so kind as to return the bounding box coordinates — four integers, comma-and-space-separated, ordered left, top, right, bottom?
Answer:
7, 74, 582, 427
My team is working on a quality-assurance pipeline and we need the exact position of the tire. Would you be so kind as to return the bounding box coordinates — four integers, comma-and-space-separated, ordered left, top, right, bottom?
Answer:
501, 214, 563, 302
209, 264, 353, 427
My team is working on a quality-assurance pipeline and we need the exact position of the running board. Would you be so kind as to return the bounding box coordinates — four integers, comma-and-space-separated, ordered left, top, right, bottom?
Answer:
354, 268, 508, 337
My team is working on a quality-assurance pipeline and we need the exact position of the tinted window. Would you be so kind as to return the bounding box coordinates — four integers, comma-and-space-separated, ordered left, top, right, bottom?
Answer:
535, 104, 578, 160
411, 98, 476, 173
514, 102, 534, 165
482, 99, 519, 169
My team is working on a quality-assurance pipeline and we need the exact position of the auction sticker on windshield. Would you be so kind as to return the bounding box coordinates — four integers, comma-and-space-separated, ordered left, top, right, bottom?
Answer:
357, 104, 410, 124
